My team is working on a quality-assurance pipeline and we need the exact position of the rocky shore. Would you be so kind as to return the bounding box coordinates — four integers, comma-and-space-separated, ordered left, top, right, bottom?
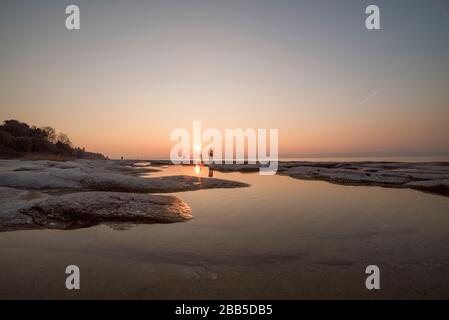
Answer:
211, 161, 449, 197
3, 159, 449, 232
0, 160, 249, 232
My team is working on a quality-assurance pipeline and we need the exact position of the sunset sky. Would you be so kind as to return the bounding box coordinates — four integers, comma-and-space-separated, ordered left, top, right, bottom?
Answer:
1, 0, 448, 159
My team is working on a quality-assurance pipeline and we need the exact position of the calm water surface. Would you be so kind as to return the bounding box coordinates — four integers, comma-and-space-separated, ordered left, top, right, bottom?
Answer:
0, 165, 449, 299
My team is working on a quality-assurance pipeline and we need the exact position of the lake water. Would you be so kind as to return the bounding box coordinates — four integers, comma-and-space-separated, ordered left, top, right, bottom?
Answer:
0, 165, 449, 299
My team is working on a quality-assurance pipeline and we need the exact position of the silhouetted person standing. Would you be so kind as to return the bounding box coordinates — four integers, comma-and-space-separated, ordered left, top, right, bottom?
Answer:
208, 148, 214, 164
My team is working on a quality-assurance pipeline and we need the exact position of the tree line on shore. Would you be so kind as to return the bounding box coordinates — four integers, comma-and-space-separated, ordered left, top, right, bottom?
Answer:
0, 119, 106, 160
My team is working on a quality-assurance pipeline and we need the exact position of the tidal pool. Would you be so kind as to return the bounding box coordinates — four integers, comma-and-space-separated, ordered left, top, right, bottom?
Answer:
0, 165, 448, 299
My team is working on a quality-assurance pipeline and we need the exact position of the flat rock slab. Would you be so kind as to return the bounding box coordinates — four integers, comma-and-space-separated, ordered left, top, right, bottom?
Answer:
207, 161, 449, 197
278, 162, 449, 196
3, 192, 192, 231
0, 187, 47, 231
79, 174, 249, 193
0, 160, 249, 193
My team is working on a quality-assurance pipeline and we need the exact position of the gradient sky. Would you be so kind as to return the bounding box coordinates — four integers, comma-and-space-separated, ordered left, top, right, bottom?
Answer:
1, 0, 448, 159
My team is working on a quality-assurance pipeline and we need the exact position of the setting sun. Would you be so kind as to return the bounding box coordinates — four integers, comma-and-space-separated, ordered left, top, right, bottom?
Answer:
194, 144, 202, 153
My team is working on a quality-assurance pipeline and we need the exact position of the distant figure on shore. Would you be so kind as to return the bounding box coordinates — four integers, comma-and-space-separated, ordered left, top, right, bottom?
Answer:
208, 166, 214, 177
208, 148, 214, 164
200, 153, 204, 165
121, 156, 123, 161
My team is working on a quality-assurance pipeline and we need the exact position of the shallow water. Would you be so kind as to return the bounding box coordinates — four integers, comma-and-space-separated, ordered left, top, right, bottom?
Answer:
0, 165, 449, 299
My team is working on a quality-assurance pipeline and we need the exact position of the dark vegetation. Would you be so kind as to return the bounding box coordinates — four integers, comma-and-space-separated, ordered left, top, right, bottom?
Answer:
0, 119, 106, 160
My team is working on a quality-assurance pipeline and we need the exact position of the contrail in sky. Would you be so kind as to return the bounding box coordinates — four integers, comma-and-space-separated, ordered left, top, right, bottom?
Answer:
360, 88, 382, 104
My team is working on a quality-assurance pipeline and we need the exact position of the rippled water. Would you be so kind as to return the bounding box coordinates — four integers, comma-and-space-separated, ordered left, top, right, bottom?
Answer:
1, 165, 449, 299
